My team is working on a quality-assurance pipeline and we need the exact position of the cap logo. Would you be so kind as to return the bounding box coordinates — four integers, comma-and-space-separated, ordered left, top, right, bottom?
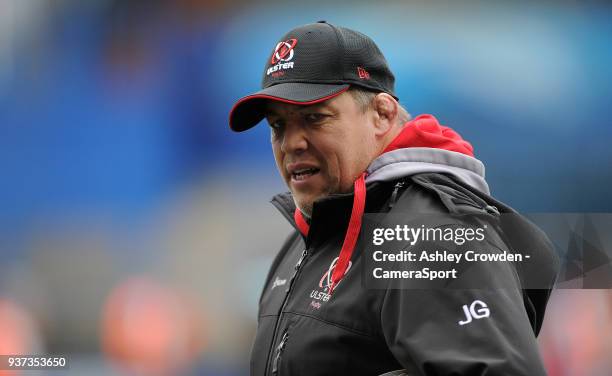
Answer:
267, 38, 298, 77
270, 38, 297, 64
357, 67, 370, 79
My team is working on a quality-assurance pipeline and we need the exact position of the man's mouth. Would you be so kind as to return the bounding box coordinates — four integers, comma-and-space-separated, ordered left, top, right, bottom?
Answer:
291, 168, 320, 181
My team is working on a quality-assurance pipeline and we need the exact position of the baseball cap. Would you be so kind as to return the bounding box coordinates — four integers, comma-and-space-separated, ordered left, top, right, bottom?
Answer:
229, 21, 397, 132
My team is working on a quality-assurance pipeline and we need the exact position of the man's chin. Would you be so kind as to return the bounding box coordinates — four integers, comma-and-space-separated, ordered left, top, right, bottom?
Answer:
292, 196, 313, 216
292, 193, 325, 217
289, 182, 331, 216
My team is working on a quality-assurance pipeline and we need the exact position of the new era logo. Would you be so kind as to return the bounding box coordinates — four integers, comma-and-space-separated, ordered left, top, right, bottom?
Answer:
357, 67, 370, 79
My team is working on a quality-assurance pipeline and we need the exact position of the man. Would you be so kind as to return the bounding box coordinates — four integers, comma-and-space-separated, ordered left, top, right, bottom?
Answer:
229, 21, 559, 376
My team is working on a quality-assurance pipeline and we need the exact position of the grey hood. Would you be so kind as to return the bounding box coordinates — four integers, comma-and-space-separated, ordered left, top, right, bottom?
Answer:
365, 147, 490, 195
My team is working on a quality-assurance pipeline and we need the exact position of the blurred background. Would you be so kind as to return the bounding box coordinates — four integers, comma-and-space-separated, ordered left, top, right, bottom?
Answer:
1, 0, 611, 375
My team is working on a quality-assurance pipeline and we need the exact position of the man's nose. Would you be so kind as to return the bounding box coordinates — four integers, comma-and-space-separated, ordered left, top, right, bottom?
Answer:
280, 123, 308, 154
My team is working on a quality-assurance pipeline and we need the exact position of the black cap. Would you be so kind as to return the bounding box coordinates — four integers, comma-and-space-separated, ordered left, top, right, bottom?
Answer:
229, 21, 397, 132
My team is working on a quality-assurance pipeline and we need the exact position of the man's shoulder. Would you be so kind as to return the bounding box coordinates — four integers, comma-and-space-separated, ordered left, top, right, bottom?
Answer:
390, 172, 505, 217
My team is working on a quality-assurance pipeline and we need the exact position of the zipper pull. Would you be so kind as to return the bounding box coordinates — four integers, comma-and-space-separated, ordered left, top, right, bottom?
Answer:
272, 330, 289, 374
287, 249, 308, 292
294, 249, 308, 271
388, 181, 405, 209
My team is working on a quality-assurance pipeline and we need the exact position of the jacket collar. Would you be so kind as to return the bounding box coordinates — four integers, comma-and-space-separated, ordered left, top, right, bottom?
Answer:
271, 181, 390, 249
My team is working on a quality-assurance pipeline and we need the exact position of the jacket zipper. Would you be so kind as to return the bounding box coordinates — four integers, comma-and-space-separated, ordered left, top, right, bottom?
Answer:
294, 248, 308, 272
271, 329, 289, 374
264, 248, 309, 376
388, 181, 405, 209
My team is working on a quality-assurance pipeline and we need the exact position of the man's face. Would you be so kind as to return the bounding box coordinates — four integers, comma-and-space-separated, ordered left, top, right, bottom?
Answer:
265, 91, 376, 215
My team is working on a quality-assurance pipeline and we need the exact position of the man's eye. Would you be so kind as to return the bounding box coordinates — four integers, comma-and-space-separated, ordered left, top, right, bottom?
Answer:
304, 113, 327, 123
268, 120, 283, 130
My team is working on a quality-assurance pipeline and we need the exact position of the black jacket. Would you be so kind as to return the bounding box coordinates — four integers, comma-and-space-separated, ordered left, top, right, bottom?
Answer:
250, 168, 559, 375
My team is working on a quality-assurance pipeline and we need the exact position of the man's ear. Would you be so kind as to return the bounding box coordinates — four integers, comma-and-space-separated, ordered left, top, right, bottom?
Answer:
372, 93, 399, 137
